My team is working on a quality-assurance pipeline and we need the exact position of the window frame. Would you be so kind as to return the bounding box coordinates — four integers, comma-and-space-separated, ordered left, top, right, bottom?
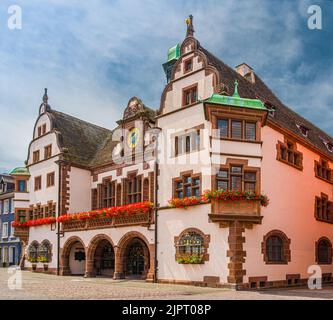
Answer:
315, 159, 332, 184
262, 230, 291, 265
46, 172, 55, 188
215, 163, 258, 193
173, 171, 201, 199
316, 237, 332, 265
182, 84, 198, 107
44, 144, 52, 160
34, 176, 42, 191
183, 57, 193, 74
33, 150, 40, 163
216, 118, 258, 142
276, 139, 303, 170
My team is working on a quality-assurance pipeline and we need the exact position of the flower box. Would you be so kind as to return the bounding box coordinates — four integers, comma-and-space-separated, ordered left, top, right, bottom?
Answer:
176, 254, 204, 264
211, 199, 261, 216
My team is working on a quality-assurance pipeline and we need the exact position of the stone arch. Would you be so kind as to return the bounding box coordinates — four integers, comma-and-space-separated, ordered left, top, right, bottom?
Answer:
60, 236, 86, 276
114, 231, 154, 281
85, 234, 115, 277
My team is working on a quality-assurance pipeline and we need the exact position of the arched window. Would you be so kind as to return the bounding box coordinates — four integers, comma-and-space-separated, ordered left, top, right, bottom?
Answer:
266, 236, 283, 262
174, 229, 210, 264
177, 232, 204, 255
316, 238, 332, 264
262, 230, 290, 264
27, 241, 39, 263
38, 240, 52, 263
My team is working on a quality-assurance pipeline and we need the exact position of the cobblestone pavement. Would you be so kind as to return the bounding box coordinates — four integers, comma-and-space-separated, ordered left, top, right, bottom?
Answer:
0, 268, 333, 300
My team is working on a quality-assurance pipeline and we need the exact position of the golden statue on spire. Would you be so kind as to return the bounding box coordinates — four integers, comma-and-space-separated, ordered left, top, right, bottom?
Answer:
185, 15, 194, 37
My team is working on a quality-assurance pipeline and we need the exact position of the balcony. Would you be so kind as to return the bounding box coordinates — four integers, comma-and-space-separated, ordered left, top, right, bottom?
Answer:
209, 199, 263, 224
61, 211, 153, 232
13, 226, 29, 242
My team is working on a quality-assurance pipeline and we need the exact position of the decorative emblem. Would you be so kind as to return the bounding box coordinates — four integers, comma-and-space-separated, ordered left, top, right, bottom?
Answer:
127, 128, 140, 149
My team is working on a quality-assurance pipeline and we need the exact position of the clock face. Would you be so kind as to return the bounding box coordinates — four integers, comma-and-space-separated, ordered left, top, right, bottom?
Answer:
127, 128, 140, 149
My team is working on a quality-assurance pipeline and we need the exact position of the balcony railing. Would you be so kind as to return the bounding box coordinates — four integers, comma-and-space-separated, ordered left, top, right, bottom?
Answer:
61, 211, 153, 232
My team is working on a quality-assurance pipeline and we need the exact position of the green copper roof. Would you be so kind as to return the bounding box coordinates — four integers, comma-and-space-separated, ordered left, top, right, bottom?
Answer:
167, 44, 180, 62
204, 94, 266, 110
10, 167, 30, 176
205, 79, 266, 110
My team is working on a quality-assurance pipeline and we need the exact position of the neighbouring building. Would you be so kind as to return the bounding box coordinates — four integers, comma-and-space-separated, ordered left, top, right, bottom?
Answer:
0, 174, 21, 267
11, 16, 333, 289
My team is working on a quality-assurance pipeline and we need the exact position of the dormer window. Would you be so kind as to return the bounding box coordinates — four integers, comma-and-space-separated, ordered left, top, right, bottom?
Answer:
319, 137, 333, 153
296, 124, 309, 137
326, 142, 333, 153
184, 58, 193, 73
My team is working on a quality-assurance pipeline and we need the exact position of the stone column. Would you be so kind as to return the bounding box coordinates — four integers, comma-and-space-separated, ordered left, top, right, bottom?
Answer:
227, 221, 246, 288
113, 246, 124, 279
84, 259, 95, 278
146, 244, 155, 282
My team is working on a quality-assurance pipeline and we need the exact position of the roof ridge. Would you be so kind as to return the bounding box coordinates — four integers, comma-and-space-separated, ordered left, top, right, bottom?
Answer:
50, 109, 112, 133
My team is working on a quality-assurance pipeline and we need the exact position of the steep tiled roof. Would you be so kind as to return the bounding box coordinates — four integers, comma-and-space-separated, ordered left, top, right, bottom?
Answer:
49, 110, 112, 167
198, 44, 333, 158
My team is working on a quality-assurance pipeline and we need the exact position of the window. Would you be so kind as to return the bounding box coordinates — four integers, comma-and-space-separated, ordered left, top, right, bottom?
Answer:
216, 166, 257, 192
9, 247, 16, 264
217, 119, 257, 141
46, 172, 55, 188
2, 222, 8, 238
27, 242, 39, 263
17, 210, 27, 223
3, 200, 9, 214
231, 120, 242, 139
176, 232, 204, 255
245, 122, 256, 140
34, 176, 42, 191
276, 140, 303, 170
174, 228, 210, 263
175, 130, 200, 156
173, 172, 201, 199
102, 180, 116, 208
315, 159, 332, 183
262, 230, 291, 264
266, 236, 283, 262
315, 194, 333, 223
38, 240, 52, 263
18, 180, 26, 192
127, 175, 142, 204
33, 150, 40, 163
44, 145, 52, 159
42, 124, 47, 135
182, 85, 198, 106
217, 119, 228, 138
296, 124, 309, 137
184, 58, 193, 73
316, 238, 332, 264
38, 126, 42, 137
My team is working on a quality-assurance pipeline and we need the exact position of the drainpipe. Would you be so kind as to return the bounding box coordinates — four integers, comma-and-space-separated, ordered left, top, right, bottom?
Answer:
153, 132, 159, 283
154, 161, 158, 283
56, 161, 62, 276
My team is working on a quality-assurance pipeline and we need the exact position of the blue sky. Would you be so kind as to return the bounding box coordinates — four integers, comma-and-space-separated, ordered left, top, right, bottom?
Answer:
0, 0, 332, 173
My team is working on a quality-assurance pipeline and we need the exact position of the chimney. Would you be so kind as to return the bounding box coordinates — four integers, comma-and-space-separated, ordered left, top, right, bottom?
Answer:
235, 63, 255, 84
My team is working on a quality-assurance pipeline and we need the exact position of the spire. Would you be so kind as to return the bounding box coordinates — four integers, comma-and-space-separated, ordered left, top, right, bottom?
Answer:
185, 15, 194, 37
232, 80, 240, 98
42, 88, 48, 104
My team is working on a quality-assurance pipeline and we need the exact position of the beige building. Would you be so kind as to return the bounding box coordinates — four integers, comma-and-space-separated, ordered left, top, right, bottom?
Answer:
11, 16, 333, 289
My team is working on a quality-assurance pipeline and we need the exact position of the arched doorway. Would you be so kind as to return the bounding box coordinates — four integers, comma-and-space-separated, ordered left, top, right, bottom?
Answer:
93, 239, 115, 277
61, 237, 86, 276
123, 237, 149, 279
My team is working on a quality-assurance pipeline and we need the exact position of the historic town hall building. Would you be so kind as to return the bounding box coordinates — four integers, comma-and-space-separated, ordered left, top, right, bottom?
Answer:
11, 17, 333, 289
